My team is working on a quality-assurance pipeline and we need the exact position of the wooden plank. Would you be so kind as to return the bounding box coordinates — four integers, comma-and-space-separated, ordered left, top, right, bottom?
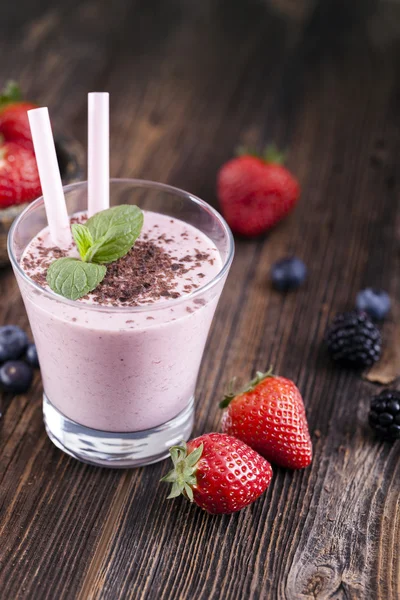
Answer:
0, 1, 399, 599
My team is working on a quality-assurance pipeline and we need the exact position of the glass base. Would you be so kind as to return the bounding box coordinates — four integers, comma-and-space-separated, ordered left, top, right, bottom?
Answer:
43, 394, 194, 468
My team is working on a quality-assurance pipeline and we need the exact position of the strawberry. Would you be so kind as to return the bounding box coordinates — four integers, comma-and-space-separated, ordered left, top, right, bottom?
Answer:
161, 432, 272, 514
0, 141, 41, 208
0, 81, 38, 150
220, 369, 312, 470
217, 145, 300, 237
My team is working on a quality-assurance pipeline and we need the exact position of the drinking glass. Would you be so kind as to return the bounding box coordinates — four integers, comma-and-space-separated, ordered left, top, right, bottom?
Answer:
8, 179, 234, 468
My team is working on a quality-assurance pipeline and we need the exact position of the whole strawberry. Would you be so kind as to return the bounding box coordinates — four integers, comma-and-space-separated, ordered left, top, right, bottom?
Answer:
217, 145, 300, 237
220, 369, 312, 470
161, 433, 272, 514
0, 81, 38, 151
0, 141, 41, 208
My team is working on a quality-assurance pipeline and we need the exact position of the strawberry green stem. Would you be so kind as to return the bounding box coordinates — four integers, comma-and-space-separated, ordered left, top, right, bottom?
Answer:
219, 366, 274, 408
160, 441, 204, 502
0, 81, 22, 109
235, 144, 286, 165
262, 143, 286, 165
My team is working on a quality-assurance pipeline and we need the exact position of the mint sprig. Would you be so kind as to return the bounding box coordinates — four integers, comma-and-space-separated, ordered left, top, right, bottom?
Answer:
47, 258, 106, 301
71, 224, 93, 261
85, 204, 143, 264
46, 205, 144, 300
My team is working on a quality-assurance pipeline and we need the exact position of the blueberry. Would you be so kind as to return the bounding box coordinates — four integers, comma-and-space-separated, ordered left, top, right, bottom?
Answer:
0, 361, 33, 394
0, 344, 10, 363
271, 257, 307, 292
355, 288, 391, 321
0, 325, 29, 362
25, 344, 40, 368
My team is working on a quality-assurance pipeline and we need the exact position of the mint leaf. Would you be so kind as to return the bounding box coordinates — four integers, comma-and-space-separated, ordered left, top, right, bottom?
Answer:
45, 205, 143, 299
71, 224, 94, 261
85, 205, 144, 264
46, 257, 106, 300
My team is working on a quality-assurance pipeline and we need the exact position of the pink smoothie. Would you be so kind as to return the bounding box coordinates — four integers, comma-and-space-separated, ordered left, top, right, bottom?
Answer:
20, 211, 224, 432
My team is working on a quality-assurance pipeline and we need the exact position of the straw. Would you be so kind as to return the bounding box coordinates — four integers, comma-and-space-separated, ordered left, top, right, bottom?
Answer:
28, 108, 72, 248
88, 92, 110, 217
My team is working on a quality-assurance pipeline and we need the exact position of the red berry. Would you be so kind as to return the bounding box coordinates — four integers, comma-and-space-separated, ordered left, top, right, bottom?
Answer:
0, 82, 37, 150
0, 141, 41, 208
217, 147, 300, 237
161, 432, 272, 514
0, 102, 37, 151
220, 370, 312, 470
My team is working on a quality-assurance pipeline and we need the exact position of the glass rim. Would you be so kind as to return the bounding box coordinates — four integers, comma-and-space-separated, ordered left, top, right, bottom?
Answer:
8, 178, 235, 313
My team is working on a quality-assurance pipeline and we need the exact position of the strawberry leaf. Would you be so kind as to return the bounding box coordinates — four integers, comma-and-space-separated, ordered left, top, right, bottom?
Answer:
263, 144, 286, 165
186, 443, 203, 468
167, 482, 182, 499
184, 483, 194, 502
220, 377, 238, 408
235, 143, 287, 165
236, 145, 260, 158
219, 367, 274, 408
0, 81, 22, 109
160, 442, 203, 502
244, 368, 274, 392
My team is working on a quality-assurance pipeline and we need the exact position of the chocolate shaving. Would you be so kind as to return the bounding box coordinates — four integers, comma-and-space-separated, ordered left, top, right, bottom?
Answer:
193, 298, 206, 306
21, 217, 217, 307
86, 240, 189, 306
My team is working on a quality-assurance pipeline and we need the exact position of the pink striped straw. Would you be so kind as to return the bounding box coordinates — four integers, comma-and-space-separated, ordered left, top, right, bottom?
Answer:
28, 107, 72, 248
87, 92, 110, 217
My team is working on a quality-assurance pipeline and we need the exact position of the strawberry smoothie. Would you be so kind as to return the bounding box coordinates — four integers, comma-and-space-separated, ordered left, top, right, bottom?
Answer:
20, 210, 223, 432
9, 179, 233, 466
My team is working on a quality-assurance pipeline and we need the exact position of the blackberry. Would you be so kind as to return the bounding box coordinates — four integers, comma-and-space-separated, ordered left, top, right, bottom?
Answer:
369, 390, 400, 441
325, 311, 381, 368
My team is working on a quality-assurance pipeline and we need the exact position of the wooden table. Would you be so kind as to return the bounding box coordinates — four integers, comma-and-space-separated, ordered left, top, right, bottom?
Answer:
1, 1, 399, 598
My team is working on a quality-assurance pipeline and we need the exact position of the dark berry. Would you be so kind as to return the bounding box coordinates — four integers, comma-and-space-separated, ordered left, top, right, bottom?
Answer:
0, 325, 29, 362
25, 344, 40, 368
325, 311, 381, 368
355, 288, 391, 321
271, 257, 307, 291
0, 344, 10, 363
0, 360, 33, 394
369, 390, 400, 441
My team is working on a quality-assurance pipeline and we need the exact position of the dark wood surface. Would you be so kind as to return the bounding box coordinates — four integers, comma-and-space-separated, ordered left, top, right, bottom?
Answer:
1, 1, 399, 598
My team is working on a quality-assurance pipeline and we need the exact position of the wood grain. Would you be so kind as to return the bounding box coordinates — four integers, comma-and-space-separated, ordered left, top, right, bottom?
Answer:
365, 303, 400, 385
0, 1, 399, 598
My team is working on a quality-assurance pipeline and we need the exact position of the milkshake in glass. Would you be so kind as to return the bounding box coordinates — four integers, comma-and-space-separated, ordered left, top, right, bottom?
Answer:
8, 179, 234, 467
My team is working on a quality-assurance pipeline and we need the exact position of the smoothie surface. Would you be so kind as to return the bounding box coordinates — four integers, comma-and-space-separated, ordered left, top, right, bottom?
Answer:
21, 210, 223, 307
